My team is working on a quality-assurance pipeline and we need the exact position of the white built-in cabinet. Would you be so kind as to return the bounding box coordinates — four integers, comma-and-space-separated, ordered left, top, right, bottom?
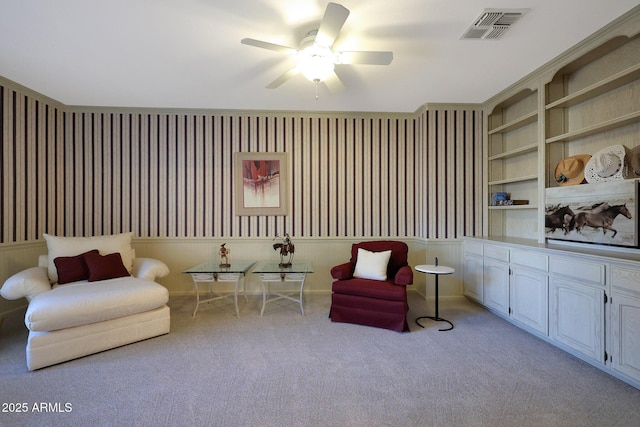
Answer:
549, 279, 605, 364
610, 265, 640, 381
464, 240, 549, 336
509, 250, 548, 334
482, 245, 510, 315
549, 256, 606, 365
462, 241, 483, 303
463, 237, 640, 390
471, 6, 640, 390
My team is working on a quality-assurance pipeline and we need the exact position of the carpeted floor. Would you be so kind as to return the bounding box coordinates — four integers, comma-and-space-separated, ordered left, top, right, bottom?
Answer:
2, 291, 640, 427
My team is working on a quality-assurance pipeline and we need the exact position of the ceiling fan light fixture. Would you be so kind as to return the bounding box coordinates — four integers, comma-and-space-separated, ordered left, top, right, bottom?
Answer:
297, 44, 335, 83
242, 3, 392, 90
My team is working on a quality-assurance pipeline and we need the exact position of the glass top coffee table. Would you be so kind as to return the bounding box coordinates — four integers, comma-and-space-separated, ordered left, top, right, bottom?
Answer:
183, 261, 256, 317
252, 262, 314, 316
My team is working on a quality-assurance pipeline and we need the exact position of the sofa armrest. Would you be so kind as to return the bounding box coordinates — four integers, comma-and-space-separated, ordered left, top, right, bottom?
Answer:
331, 262, 354, 280
394, 265, 413, 286
132, 258, 170, 280
1, 267, 51, 302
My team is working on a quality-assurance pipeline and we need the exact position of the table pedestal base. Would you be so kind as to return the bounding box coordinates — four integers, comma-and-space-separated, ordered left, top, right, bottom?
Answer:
415, 316, 454, 331
415, 264, 455, 332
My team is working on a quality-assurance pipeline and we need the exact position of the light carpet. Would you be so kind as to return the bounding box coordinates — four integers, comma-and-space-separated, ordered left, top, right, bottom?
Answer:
1, 291, 640, 427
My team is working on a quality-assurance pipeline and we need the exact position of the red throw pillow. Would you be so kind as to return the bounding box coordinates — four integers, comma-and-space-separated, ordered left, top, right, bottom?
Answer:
84, 252, 130, 282
54, 250, 100, 284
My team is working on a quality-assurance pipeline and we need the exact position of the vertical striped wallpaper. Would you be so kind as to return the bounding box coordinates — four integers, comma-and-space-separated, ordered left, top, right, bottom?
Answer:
419, 109, 483, 239
0, 81, 482, 243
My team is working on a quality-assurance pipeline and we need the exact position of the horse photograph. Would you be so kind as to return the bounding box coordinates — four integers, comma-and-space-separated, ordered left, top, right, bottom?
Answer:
545, 180, 638, 247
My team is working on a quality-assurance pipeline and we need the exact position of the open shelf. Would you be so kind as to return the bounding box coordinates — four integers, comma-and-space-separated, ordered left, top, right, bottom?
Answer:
546, 110, 640, 144
488, 204, 537, 210
489, 111, 538, 135
489, 143, 538, 160
546, 63, 640, 109
488, 175, 538, 186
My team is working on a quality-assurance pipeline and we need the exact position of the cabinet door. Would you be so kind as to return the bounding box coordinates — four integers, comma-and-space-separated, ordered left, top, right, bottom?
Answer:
550, 278, 605, 364
611, 293, 640, 382
510, 268, 548, 335
483, 259, 510, 315
463, 254, 483, 303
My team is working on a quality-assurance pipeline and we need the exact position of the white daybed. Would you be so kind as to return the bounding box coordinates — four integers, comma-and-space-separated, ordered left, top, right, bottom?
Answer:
0, 233, 170, 370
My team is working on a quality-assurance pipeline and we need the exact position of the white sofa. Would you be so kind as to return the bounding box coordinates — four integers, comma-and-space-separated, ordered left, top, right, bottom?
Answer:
0, 233, 170, 370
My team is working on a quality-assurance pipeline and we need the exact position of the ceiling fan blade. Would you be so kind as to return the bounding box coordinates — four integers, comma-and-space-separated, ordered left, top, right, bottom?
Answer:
323, 72, 344, 94
265, 68, 299, 89
241, 38, 297, 54
315, 2, 350, 48
339, 51, 394, 65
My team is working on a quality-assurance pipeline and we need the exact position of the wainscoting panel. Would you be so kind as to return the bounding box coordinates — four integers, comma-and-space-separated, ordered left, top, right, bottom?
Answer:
131, 236, 461, 298
0, 237, 463, 317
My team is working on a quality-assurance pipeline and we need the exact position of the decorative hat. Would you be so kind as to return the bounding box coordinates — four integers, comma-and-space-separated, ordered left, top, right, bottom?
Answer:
628, 145, 640, 178
584, 145, 630, 183
554, 154, 591, 186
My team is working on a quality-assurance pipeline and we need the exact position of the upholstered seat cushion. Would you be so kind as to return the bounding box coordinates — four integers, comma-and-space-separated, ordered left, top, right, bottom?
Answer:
331, 277, 407, 301
25, 277, 168, 332
330, 241, 412, 332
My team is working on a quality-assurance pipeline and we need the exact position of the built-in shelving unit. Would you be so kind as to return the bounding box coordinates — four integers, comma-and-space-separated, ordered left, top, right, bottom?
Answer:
545, 35, 640, 186
469, 6, 640, 393
481, 23, 640, 245
485, 88, 539, 240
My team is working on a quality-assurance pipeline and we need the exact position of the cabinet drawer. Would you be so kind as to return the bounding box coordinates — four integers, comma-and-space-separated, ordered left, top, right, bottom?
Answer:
484, 244, 509, 262
511, 250, 547, 272
464, 241, 484, 256
611, 265, 640, 295
549, 257, 605, 285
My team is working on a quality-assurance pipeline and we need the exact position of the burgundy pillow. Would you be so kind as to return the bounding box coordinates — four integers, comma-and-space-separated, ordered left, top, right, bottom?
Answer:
54, 250, 100, 284
84, 252, 130, 282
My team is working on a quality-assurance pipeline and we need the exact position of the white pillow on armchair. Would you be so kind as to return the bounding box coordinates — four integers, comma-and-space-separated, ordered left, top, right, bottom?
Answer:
353, 248, 392, 281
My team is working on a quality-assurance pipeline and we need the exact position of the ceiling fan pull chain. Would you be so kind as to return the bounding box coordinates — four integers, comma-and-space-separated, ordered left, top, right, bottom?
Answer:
315, 82, 319, 101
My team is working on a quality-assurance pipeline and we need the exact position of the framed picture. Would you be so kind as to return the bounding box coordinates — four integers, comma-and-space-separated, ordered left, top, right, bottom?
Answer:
545, 180, 638, 247
235, 152, 288, 216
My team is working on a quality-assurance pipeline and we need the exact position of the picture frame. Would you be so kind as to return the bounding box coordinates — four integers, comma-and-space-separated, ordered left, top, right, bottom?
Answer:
545, 180, 638, 247
234, 152, 288, 216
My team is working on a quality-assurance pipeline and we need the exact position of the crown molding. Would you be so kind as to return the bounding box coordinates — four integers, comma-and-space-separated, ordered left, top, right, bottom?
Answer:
0, 75, 66, 110
483, 4, 640, 110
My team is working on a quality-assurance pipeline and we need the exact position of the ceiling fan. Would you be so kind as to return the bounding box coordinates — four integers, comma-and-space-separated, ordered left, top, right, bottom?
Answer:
241, 2, 393, 93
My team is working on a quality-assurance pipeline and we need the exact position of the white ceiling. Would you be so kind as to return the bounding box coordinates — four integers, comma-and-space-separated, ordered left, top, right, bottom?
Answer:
1, 0, 639, 113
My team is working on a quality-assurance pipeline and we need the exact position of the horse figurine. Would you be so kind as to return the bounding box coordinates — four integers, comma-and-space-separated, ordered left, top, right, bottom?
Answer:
273, 233, 295, 267
574, 203, 632, 238
545, 205, 575, 234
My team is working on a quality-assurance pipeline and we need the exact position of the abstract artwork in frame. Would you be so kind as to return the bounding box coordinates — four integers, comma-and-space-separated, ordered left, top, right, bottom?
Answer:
545, 180, 638, 248
235, 152, 288, 216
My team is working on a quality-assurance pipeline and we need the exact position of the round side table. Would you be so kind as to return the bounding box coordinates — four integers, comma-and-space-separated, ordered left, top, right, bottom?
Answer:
415, 264, 455, 331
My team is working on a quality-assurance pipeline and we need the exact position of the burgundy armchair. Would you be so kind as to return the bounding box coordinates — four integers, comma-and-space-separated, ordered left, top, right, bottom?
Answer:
329, 241, 413, 332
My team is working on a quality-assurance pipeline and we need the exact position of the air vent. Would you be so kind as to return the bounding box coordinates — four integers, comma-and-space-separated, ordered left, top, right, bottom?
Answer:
461, 9, 529, 40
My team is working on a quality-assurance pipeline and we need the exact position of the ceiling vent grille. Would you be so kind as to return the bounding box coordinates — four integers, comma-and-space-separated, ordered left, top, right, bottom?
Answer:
461, 9, 529, 40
